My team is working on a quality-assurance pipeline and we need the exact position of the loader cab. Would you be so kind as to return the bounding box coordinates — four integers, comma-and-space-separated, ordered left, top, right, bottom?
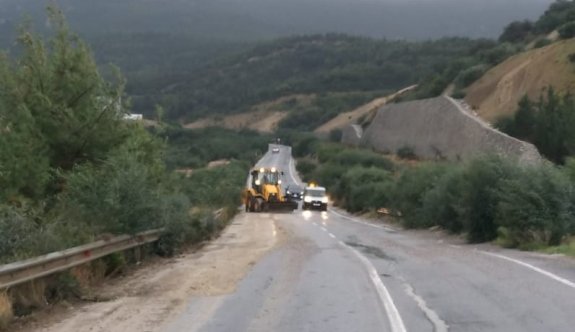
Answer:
251, 168, 283, 193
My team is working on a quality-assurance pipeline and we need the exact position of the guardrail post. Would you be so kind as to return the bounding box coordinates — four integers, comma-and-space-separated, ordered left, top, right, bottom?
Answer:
134, 246, 141, 263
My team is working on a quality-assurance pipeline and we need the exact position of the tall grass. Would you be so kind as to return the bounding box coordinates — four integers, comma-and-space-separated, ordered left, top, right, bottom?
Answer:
0, 291, 12, 330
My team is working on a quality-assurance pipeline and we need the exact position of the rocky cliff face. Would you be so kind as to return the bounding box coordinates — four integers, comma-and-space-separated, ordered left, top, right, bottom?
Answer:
342, 96, 541, 164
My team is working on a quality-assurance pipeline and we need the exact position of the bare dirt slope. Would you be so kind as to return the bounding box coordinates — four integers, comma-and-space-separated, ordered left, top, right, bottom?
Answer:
21, 213, 283, 332
314, 85, 417, 135
183, 95, 313, 133
465, 39, 575, 123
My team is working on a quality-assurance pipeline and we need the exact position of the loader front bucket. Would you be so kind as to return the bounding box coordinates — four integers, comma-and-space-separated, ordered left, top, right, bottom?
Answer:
267, 201, 298, 212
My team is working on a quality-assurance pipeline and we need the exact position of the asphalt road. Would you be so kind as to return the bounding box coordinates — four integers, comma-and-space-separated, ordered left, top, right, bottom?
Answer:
166, 145, 575, 332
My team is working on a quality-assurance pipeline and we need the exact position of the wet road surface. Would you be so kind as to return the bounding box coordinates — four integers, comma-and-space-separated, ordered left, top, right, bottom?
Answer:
166, 145, 575, 332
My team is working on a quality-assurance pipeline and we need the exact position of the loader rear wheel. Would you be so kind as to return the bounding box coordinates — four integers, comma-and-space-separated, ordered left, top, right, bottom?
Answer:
247, 196, 256, 212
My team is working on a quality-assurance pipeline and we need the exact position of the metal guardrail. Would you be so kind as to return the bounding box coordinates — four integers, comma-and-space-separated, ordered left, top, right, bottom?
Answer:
0, 229, 163, 289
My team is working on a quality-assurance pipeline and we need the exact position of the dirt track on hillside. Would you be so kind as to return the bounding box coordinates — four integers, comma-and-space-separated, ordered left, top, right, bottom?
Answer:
19, 213, 283, 332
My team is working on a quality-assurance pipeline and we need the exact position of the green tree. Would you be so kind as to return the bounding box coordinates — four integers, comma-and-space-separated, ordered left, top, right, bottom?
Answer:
0, 7, 128, 201
558, 22, 575, 39
534, 88, 575, 164
499, 20, 534, 43
514, 96, 536, 141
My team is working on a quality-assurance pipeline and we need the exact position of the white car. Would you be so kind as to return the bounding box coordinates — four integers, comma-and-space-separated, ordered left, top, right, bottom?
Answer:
302, 186, 328, 211
272, 147, 280, 153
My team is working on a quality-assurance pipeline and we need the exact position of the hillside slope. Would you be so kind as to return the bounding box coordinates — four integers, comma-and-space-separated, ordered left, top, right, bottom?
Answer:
315, 85, 416, 135
465, 39, 575, 123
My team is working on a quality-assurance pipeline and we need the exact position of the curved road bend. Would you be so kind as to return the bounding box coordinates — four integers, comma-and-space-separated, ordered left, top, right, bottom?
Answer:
166, 145, 575, 332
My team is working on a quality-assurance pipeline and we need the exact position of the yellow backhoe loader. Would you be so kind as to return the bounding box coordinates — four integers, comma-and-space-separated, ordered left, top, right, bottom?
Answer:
245, 167, 298, 212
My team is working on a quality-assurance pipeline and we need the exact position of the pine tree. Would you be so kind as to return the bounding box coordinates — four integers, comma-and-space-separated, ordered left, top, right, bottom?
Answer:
0, 6, 128, 200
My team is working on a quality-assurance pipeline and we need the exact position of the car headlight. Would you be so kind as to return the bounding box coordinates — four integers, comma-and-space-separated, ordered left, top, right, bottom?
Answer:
321, 197, 328, 203
286, 190, 291, 194
304, 196, 312, 203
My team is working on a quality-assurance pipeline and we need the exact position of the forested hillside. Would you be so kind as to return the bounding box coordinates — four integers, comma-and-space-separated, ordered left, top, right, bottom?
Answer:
129, 36, 505, 124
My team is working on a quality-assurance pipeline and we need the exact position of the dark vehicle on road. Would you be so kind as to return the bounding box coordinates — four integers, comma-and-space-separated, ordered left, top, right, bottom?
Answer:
302, 186, 328, 211
285, 184, 303, 201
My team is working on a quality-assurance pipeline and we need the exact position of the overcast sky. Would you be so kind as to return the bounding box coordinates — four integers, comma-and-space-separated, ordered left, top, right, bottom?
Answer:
0, 0, 556, 41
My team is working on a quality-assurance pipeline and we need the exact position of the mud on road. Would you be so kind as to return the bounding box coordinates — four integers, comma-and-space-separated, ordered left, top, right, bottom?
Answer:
17, 212, 283, 332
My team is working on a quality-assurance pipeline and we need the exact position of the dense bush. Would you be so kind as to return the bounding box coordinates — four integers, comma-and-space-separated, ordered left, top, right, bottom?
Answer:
160, 127, 270, 169
396, 146, 417, 160
421, 166, 466, 233
496, 163, 574, 247
390, 163, 449, 228
0, 206, 90, 264
558, 22, 575, 39
182, 161, 248, 208
535, 0, 575, 34
296, 159, 317, 179
454, 64, 489, 88
278, 92, 383, 131
300, 141, 575, 249
457, 157, 518, 243
63, 140, 167, 235
533, 38, 552, 49
338, 167, 393, 213
499, 20, 534, 43
333, 150, 395, 170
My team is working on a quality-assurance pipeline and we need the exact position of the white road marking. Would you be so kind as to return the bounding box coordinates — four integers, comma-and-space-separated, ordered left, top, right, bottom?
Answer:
288, 151, 406, 332
347, 246, 407, 332
328, 233, 336, 239
481, 251, 575, 290
288, 158, 300, 185
321, 226, 328, 232
329, 208, 396, 232
403, 282, 449, 332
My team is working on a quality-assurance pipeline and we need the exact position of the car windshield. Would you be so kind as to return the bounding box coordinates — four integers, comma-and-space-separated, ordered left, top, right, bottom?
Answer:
306, 189, 325, 197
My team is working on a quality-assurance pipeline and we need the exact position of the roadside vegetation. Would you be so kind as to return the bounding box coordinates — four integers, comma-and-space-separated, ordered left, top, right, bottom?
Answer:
500, 0, 575, 43
0, 9, 269, 324
295, 139, 575, 252
497, 88, 575, 165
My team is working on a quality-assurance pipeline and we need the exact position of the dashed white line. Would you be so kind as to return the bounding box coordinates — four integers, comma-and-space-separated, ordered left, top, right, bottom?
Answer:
287, 152, 406, 332
481, 251, 575, 290
328, 233, 336, 239
347, 247, 407, 332
321, 226, 328, 232
403, 282, 449, 332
